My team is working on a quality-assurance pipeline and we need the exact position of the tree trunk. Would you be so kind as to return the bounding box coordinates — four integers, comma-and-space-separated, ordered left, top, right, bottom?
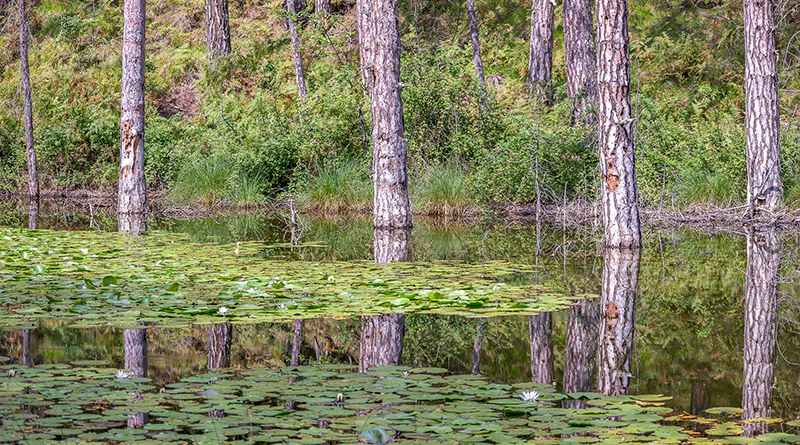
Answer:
466, 0, 485, 85
562, 300, 600, 407
27, 199, 38, 230
207, 322, 232, 369
118, 212, 147, 234
563, 0, 597, 126
597, 248, 640, 396
206, 0, 231, 59
742, 229, 780, 436
315, 0, 329, 17
118, 0, 147, 225
358, 0, 411, 229
21, 329, 33, 367
124, 327, 148, 428
290, 319, 304, 366
471, 318, 487, 375
359, 227, 410, 372
690, 380, 711, 416
18, 0, 38, 199
596, 0, 640, 249
527, 0, 553, 101
286, 0, 307, 99
528, 312, 554, 384
744, 0, 782, 214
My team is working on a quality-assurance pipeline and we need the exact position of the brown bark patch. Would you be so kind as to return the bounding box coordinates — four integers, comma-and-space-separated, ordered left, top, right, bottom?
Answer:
604, 301, 618, 329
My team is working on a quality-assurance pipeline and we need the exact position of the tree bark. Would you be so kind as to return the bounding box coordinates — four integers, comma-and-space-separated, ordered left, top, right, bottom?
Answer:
359, 227, 410, 372
124, 327, 148, 428
596, 0, 640, 249
207, 322, 232, 369
18, 0, 38, 199
690, 380, 711, 416
21, 329, 32, 367
118, 212, 147, 234
358, 0, 411, 229
742, 229, 780, 436
315, 0, 329, 17
27, 199, 38, 230
466, 0, 485, 85
290, 318, 304, 366
206, 0, 231, 59
286, 0, 307, 99
118, 0, 147, 225
527, 0, 553, 101
562, 300, 600, 407
744, 0, 782, 214
528, 312, 554, 384
563, 0, 597, 126
597, 248, 640, 396
471, 318, 487, 375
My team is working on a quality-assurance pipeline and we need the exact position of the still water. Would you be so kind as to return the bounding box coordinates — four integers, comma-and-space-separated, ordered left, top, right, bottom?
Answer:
1, 199, 799, 442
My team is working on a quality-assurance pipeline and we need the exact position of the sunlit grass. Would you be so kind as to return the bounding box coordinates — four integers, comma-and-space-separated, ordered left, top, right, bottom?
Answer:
412, 161, 477, 216
294, 158, 373, 213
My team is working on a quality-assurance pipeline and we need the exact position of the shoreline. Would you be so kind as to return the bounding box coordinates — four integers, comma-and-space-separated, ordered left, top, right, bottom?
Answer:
3, 189, 799, 233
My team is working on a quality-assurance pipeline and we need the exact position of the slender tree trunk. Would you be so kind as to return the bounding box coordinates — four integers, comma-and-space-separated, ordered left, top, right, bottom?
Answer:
359, 228, 410, 372
689, 380, 711, 416
206, 0, 231, 59
18, 0, 38, 199
466, 0, 485, 85
744, 0, 782, 214
315, 0, 329, 17
286, 0, 307, 99
358, 0, 411, 229
207, 322, 232, 369
27, 199, 38, 230
597, 248, 640, 396
742, 229, 780, 436
471, 318, 487, 375
562, 300, 600, 407
21, 329, 32, 367
124, 327, 148, 428
596, 0, 640, 249
118, 0, 147, 226
563, 0, 597, 126
528, 312, 554, 384
527, 0, 554, 101
290, 319, 304, 366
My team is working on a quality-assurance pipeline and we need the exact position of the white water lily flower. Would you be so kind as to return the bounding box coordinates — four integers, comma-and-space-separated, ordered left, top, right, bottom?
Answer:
7, 369, 16, 377
115, 370, 130, 379
520, 390, 540, 403
218, 306, 229, 315
278, 303, 287, 309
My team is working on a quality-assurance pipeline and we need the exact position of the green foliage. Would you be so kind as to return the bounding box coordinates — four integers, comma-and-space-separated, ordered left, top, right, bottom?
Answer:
294, 157, 372, 213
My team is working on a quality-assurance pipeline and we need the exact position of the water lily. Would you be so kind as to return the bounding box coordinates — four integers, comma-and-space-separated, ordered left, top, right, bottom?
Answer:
520, 390, 540, 403
7, 369, 16, 377
218, 306, 229, 315
115, 370, 130, 379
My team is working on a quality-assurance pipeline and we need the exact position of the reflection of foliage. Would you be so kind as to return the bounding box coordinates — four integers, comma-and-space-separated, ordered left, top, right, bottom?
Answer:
402, 315, 474, 369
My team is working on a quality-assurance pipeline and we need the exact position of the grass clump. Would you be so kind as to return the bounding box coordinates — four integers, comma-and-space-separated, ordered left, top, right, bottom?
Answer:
294, 158, 373, 213
169, 155, 266, 208
412, 162, 477, 216
675, 170, 742, 208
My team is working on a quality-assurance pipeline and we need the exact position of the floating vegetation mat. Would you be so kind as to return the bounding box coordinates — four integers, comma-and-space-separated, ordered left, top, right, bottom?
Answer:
0, 229, 582, 328
1, 362, 798, 444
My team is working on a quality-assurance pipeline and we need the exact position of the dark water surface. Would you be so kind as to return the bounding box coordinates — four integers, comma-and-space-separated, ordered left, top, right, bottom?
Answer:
1, 199, 800, 442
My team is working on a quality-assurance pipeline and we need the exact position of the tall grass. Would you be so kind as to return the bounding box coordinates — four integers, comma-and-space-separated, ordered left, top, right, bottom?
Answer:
169, 155, 266, 207
412, 162, 477, 216
294, 158, 373, 213
676, 171, 742, 208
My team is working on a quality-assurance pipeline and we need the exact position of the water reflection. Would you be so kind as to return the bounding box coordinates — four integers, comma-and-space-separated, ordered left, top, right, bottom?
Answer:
358, 228, 410, 372
290, 319, 304, 366
528, 312, 554, 384
563, 300, 600, 407
743, 229, 780, 435
123, 327, 148, 428
597, 249, 641, 396
471, 318, 488, 375
208, 322, 233, 369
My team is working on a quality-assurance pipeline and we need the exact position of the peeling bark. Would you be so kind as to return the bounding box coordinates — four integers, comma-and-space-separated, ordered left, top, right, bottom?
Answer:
208, 322, 232, 369
563, 0, 597, 126
744, 0, 782, 213
742, 229, 780, 436
527, 0, 554, 101
358, 0, 411, 229
562, 300, 600, 407
286, 0, 307, 98
118, 0, 147, 224
597, 0, 640, 248
206, 0, 231, 59
18, 0, 37, 199
529, 312, 554, 384
597, 249, 640, 396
